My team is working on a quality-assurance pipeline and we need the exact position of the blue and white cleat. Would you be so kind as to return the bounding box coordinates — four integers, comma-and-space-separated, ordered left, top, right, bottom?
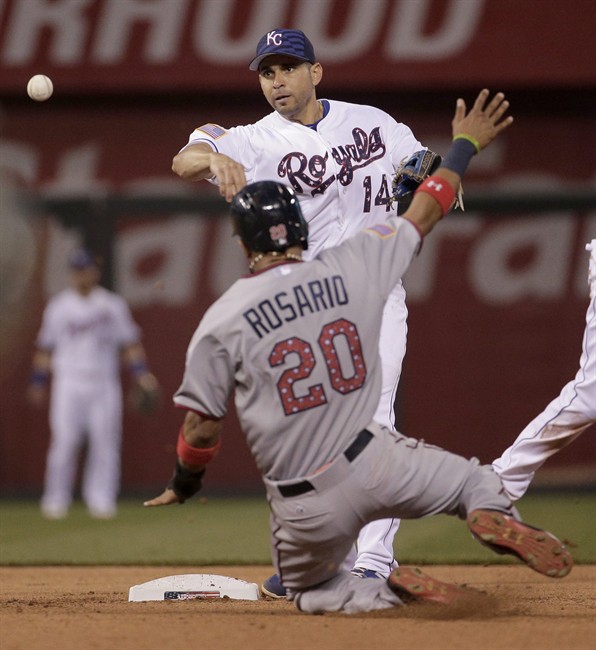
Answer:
350, 567, 385, 579
260, 573, 287, 599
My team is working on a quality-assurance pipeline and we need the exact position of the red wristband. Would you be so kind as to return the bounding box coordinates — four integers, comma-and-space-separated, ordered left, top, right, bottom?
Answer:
416, 175, 456, 216
176, 427, 221, 465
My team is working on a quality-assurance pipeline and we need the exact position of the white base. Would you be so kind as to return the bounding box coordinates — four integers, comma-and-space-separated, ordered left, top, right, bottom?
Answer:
128, 574, 260, 602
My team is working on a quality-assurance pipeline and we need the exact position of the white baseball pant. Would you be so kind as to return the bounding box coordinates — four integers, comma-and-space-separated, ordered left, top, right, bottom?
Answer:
41, 375, 122, 517
343, 285, 408, 575
493, 285, 596, 499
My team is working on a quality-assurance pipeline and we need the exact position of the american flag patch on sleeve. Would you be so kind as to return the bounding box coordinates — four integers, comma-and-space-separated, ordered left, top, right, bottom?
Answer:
195, 123, 227, 139
364, 223, 396, 239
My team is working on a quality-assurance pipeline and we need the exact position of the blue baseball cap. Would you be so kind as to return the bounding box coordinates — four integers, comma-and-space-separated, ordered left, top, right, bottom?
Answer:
68, 248, 97, 269
249, 29, 316, 71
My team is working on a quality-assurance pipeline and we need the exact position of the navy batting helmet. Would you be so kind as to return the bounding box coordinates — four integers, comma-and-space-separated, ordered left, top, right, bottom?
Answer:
231, 181, 308, 252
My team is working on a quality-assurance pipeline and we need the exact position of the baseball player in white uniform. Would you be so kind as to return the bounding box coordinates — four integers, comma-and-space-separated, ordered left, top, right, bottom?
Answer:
28, 249, 158, 519
493, 239, 596, 499
148, 91, 573, 614
172, 28, 428, 589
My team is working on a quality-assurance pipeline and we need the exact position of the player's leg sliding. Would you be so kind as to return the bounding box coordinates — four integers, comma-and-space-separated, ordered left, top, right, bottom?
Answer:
261, 567, 385, 599
387, 567, 472, 605
467, 509, 572, 577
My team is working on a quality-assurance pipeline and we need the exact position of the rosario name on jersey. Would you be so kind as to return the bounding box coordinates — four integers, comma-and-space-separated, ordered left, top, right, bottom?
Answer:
185, 100, 423, 259
174, 216, 421, 481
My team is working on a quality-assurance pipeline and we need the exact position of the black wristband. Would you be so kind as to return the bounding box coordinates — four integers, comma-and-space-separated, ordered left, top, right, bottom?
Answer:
442, 138, 477, 178
30, 369, 49, 386
167, 461, 206, 503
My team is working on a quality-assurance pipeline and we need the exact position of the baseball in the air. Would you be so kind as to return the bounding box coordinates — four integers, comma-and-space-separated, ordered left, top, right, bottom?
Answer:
27, 74, 54, 101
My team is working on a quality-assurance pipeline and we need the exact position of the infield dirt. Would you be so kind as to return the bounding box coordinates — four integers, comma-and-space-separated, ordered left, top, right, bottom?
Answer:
1, 565, 594, 650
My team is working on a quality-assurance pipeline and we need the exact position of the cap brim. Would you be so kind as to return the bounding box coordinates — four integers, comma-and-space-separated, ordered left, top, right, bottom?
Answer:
249, 53, 311, 71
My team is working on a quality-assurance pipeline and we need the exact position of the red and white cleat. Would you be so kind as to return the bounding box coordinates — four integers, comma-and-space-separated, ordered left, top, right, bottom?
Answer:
388, 566, 472, 605
467, 509, 573, 578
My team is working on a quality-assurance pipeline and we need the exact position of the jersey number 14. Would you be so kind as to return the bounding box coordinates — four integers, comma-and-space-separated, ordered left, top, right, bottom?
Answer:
362, 175, 392, 212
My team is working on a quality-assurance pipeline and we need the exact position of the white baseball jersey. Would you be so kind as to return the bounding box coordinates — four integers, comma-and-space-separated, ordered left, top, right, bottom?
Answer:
185, 100, 423, 260
174, 216, 421, 480
37, 286, 140, 379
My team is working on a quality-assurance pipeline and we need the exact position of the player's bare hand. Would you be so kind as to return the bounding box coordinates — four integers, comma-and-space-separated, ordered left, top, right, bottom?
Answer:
452, 89, 513, 150
137, 371, 159, 392
209, 153, 247, 202
26, 384, 48, 409
143, 488, 180, 507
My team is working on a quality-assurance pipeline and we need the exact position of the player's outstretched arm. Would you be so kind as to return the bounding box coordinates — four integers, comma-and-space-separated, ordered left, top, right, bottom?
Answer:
403, 89, 513, 236
172, 143, 248, 202
144, 412, 222, 507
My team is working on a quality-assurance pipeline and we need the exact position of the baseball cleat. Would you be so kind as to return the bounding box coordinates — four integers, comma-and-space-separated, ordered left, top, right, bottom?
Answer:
260, 573, 287, 599
467, 509, 573, 578
350, 567, 385, 579
388, 567, 471, 605
41, 504, 68, 520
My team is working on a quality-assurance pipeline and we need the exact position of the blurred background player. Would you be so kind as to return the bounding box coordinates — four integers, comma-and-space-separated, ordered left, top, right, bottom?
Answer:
28, 248, 159, 519
493, 239, 596, 499
172, 27, 436, 593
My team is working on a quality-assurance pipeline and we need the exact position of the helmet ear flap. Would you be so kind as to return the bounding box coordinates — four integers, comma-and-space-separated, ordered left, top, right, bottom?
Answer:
230, 181, 309, 253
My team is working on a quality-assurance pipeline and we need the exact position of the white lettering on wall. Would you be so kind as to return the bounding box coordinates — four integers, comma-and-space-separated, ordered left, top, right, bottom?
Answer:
195, 0, 286, 63
388, 0, 484, 59
115, 216, 205, 307
42, 143, 109, 194
470, 216, 574, 304
1, 0, 486, 66
3, 0, 90, 64
0, 141, 39, 183
93, 0, 187, 63
295, 0, 385, 61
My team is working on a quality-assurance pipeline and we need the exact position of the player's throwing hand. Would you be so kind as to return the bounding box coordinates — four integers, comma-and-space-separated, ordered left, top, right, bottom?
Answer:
208, 152, 248, 202
452, 89, 513, 151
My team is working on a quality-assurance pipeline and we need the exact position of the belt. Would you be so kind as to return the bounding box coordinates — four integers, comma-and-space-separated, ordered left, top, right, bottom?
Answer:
278, 429, 374, 498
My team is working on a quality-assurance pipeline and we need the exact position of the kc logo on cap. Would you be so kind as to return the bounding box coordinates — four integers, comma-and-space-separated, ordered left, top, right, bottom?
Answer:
249, 29, 317, 71
266, 31, 283, 46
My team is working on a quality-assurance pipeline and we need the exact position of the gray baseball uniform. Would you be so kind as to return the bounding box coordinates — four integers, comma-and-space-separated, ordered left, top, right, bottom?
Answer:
183, 100, 424, 572
174, 215, 513, 613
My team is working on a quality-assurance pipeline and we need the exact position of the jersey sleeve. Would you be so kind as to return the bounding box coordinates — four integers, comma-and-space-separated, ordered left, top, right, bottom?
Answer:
184, 123, 231, 152
337, 217, 422, 300
111, 295, 141, 346
384, 113, 425, 170
36, 298, 60, 350
182, 123, 255, 184
173, 324, 234, 419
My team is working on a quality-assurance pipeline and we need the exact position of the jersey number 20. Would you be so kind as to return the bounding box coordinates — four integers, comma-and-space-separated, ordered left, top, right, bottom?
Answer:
269, 318, 367, 416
